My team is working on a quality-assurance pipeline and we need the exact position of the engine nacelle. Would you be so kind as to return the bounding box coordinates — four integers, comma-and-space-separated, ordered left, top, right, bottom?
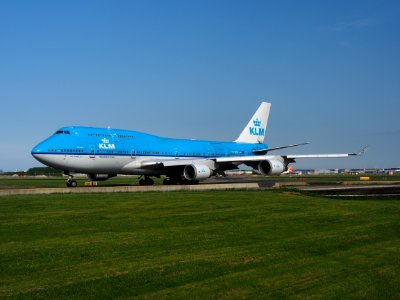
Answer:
184, 164, 212, 181
258, 159, 285, 176
87, 174, 116, 181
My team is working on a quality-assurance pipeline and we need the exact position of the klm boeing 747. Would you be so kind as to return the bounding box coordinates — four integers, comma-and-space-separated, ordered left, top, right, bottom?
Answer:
31, 102, 366, 187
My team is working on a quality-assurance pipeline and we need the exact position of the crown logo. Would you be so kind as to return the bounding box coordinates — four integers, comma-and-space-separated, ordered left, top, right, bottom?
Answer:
253, 119, 261, 127
101, 138, 109, 144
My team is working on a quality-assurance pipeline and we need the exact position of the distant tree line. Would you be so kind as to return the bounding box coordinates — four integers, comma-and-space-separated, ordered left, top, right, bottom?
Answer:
26, 167, 63, 176
0, 167, 63, 176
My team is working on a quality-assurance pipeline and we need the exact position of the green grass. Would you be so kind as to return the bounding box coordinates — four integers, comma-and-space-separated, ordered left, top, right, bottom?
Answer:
1, 190, 399, 299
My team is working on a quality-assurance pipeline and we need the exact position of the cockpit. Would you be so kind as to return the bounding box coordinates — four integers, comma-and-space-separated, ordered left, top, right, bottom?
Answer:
54, 130, 71, 135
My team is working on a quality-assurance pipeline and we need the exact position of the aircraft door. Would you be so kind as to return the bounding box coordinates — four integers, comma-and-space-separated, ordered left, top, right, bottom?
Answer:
130, 147, 136, 159
89, 145, 95, 159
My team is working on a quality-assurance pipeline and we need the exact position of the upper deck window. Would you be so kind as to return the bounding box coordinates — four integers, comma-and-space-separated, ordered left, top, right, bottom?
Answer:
55, 130, 71, 135
88, 133, 112, 137
87, 133, 134, 139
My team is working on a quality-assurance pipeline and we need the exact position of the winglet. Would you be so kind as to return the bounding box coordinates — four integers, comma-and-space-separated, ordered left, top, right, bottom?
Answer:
351, 146, 369, 156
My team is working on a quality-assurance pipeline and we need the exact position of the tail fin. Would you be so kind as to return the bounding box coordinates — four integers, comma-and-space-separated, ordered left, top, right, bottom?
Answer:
235, 102, 271, 144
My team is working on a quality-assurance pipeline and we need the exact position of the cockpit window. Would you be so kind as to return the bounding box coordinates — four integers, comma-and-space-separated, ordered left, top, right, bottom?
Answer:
55, 130, 70, 135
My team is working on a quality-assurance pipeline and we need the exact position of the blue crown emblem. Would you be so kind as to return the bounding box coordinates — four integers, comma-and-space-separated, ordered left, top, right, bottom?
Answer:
253, 119, 261, 127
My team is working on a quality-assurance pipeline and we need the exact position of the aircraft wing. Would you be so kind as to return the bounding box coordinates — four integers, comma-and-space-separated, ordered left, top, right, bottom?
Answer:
140, 158, 210, 168
286, 154, 354, 159
285, 146, 368, 159
140, 155, 274, 170
215, 146, 367, 164
139, 146, 367, 169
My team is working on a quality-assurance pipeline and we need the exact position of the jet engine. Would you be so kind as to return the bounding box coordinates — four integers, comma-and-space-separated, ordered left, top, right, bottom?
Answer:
87, 174, 116, 181
183, 164, 212, 181
258, 159, 285, 175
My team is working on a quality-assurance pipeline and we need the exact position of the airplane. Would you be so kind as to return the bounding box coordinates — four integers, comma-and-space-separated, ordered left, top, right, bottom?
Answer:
281, 165, 295, 175
31, 102, 367, 187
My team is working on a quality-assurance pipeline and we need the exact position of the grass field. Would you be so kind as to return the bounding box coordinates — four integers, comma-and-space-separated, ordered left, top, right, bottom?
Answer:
1, 190, 399, 299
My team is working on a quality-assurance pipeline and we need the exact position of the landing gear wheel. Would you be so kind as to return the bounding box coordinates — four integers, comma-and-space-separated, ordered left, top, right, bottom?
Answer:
70, 180, 78, 187
66, 177, 78, 188
163, 176, 180, 185
139, 176, 154, 186
163, 176, 199, 185
179, 178, 199, 185
163, 178, 178, 185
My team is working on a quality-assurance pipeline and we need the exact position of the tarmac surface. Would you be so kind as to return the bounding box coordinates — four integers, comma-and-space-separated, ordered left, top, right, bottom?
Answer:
1, 176, 399, 197
0, 182, 264, 196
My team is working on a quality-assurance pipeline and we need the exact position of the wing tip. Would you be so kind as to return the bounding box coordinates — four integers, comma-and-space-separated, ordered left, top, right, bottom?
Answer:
350, 146, 369, 156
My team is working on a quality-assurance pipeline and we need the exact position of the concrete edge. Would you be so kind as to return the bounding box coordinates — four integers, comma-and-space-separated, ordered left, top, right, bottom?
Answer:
0, 183, 263, 196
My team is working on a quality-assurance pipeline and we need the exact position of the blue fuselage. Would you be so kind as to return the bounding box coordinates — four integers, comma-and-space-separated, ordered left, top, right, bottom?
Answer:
32, 126, 267, 160
31, 126, 268, 176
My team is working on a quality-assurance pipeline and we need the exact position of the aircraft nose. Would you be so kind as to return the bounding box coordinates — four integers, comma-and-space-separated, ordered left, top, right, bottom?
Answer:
31, 143, 44, 157
31, 141, 49, 164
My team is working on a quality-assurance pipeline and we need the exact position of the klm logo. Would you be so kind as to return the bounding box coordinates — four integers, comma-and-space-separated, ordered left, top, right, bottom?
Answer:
99, 138, 116, 150
249, 118, 264, 136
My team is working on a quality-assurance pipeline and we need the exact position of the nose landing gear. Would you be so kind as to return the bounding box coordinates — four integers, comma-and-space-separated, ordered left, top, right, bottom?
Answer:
66, 176, 77, 187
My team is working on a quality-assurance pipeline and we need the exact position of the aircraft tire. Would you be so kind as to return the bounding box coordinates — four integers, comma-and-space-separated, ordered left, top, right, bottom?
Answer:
70, 180, 78, 187
163, 177, 179, 185
178, 178, 199, 185
139, 177, 154, 186
66, 180, 77, 187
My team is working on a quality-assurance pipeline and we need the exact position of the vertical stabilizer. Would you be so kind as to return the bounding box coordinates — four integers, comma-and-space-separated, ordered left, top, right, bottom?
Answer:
235, 102, 271, 144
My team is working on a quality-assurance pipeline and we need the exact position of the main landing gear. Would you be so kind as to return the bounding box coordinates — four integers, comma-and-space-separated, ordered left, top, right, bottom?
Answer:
163, 176, 199, 185
66, 176, 78, 187
139, 176, 154, 186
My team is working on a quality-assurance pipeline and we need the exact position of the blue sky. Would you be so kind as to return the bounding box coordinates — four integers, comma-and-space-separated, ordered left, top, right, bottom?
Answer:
1, 0, 399, 171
